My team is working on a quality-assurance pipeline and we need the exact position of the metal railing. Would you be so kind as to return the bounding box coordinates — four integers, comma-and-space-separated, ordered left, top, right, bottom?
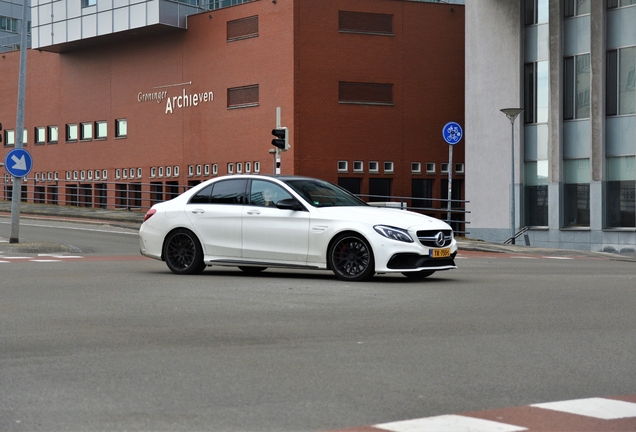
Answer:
1, 177, 470, 235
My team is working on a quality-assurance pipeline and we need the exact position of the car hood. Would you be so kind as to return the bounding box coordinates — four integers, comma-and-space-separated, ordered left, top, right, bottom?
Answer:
312, 206, 451, 231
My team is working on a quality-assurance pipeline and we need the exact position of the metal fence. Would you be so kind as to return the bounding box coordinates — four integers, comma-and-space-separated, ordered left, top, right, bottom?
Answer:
1, 177, 470, 235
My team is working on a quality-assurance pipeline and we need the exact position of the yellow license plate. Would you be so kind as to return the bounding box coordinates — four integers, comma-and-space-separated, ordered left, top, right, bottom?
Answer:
431, 248, 451, 258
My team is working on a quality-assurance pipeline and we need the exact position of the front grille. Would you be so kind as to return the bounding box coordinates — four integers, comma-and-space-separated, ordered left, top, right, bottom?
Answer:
416, 229, 453, 248
387, 252, 457, 270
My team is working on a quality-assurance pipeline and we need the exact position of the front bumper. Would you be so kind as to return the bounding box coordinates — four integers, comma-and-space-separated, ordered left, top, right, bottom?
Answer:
386, 251, 457, 270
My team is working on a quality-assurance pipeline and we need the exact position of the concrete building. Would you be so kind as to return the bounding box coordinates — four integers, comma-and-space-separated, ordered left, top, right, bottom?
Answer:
2, 0, 466, 228
0, 0, 29, 52
466, 0, 636, 254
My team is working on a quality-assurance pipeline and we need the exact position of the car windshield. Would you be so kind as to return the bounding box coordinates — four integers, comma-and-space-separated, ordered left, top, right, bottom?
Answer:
283, 178, 368, 208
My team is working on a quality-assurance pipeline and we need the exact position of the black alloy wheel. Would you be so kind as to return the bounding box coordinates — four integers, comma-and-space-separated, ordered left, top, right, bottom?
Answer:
164, 229, 206, 275
402, 270, 435, 280
329, 233, 375, 281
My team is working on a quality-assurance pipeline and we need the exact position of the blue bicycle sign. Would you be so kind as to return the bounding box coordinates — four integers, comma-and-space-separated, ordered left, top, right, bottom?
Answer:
442, 122, 463, 145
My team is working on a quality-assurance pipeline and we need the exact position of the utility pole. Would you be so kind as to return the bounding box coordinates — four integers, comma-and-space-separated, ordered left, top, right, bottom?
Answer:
9, 0, 29, 243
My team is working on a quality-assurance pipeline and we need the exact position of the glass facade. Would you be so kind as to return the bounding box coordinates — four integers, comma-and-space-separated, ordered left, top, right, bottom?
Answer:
524, 0, 549, 227
606, 3, 636, 229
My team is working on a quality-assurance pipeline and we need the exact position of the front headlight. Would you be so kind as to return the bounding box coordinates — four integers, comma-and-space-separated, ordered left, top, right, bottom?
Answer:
374, 225, 414, 243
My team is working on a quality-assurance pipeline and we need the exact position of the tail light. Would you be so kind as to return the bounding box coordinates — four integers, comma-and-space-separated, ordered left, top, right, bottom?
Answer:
143, 209, 157, 222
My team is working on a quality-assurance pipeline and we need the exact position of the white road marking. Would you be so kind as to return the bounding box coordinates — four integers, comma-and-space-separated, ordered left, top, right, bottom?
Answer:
375, 414, 527, 432
532, 397, 636, 420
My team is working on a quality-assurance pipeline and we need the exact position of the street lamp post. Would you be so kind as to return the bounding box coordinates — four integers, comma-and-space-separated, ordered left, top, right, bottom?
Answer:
500, 108, 524, 245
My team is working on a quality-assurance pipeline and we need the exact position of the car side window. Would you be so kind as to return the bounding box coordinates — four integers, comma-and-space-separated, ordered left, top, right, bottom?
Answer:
189, 184, 214, 204
209, 179, 247, 205
249, 180, 292, 207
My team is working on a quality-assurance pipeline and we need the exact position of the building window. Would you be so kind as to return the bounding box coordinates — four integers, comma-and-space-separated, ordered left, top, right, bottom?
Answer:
339, 82, 393, 105
66, 124, 78, 142
383, 161, 394, 174
369, 161, 379, 173
412, 179, 434, 210
607, 47, 636, 116
82, 0, 96, 6
524, 61, 549, 124
426, 162, 436, 174
369, 178, 392, 202
95, 121, 107, 139
563, 159, 590, 227
338, 178, 361, 195
524, 161, 549, 226
212, 164, 218, 175
337, 160, 348, 173
441, 163, 449, 174
245, 162, 251, 173
564, 54, 591, 120
81, 122, 93, 140
35, 127, 45, 145
151, 167, 156, 178
196, 165, 202, 176
228, 163, 234, 174
353, 161, 363, 173
411, 162, 421, 174
338, 11, 393, 35
115, 119, 127, 138
608, 0, 636, 8
455, 163, 465, 174
48, 125, 58, 143
0, 16, 18, 32
253, 162, 260, 173
204, 164, 210, 175
166, 166, 172, 177
227, 15, 258, 41
4, 129, 15, 146
524, 0, 548, 25
606, 156, 636, 228
564, 0, 590, 17
227, 85, 259, 109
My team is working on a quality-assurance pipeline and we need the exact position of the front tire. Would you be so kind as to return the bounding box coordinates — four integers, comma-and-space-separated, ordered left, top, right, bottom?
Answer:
329, 233, 375, 281
163, 229, 206, 275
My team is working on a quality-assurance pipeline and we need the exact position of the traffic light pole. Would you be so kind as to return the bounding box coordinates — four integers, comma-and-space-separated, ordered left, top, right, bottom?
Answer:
275, 107, 282, 174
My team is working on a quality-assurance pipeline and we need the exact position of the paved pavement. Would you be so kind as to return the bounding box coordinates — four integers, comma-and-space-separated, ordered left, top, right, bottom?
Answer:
1, 201, 635, 261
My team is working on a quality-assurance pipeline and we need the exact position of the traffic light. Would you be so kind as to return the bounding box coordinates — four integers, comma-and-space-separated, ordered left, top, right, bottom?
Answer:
271, 127, 289, 150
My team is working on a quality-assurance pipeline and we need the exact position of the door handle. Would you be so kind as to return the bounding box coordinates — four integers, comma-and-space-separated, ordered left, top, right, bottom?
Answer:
191, 209, 205, 214
247, 210, 261, 215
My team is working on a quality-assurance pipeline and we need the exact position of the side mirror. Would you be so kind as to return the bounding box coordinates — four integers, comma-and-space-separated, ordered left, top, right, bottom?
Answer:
276, 198, 305, 211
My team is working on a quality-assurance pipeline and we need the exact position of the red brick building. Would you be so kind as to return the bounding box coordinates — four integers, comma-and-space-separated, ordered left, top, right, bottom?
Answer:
1, 0, 464, 217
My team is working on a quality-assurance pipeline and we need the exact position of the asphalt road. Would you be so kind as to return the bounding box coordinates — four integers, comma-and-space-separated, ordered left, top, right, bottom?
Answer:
1, 216, 635, 431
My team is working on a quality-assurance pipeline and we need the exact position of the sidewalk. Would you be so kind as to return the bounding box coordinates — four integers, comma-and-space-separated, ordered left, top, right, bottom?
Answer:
1, 201, 635, 261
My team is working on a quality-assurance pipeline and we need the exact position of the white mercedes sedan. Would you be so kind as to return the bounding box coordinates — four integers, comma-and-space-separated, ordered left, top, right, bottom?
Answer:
139, 175, 457, 281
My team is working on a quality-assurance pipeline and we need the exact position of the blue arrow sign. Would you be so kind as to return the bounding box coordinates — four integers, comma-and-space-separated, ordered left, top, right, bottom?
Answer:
4, 148, 33, 178
442, 121, 463, 145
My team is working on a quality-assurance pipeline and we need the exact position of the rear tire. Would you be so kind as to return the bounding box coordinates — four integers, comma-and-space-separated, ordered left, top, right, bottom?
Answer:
402, 270, 435, 280
329, 233, 375, 281
163, 229, 206, 275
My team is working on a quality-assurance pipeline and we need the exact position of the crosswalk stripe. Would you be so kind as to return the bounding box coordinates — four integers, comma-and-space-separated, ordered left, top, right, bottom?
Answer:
375, 414, 527, 432
531, 397, 636, 420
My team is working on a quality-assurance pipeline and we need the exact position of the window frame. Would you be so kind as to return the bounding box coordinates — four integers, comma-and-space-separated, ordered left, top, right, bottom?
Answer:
115, 119, 127, 138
